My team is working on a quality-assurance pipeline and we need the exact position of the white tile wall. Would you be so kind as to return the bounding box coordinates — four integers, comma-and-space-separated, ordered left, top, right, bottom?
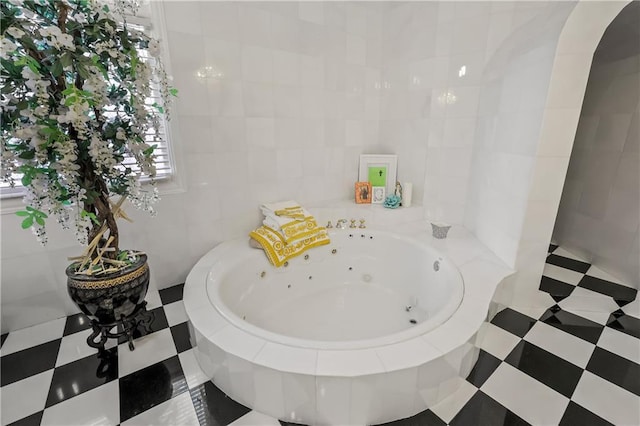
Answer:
1, 1, 630, 332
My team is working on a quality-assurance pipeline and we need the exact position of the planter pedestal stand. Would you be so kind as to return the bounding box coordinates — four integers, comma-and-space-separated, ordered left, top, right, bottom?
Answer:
86, 301, 154, 351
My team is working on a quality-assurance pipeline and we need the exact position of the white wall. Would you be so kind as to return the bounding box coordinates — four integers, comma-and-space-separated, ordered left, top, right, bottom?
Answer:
1, 1, 384, 333
552, 1, 640, 287
465, 2, 575, 267
2, 1, 629, 332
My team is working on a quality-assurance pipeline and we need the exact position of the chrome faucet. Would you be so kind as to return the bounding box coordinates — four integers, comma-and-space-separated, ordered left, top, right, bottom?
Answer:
336, 219, 348, 229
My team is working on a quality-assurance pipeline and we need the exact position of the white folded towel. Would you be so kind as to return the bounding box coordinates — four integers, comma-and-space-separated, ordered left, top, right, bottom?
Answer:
259, 200, 324, 244
260, 200, 311, 230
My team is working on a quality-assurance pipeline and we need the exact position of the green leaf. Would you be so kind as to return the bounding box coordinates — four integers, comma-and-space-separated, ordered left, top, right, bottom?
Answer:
51, 60, 62, 77
169, 88, 178, 97
151, 102, 163, 113
21, 174, 32, 186
35, 216, 45, 226
80, 210, 100, 225
60, 52, 72, 68
21, 216, 33, 229
143, 144, 157, 156
15, 210, 30, 217
18, 151, 35, 160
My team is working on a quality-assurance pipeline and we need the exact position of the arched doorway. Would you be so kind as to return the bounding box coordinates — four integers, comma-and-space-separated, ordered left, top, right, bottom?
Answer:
511, 1, 633, 307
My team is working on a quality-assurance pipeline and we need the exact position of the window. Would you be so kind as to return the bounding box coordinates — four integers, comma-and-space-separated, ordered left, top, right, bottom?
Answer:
0, 1, 175, 199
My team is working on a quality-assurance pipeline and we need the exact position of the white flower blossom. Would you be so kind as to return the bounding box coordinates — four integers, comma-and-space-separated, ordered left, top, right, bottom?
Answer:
2, 0, 173, 249
6, 27, 25, 38
147, 39, 161, 58
1, 38, 18, 60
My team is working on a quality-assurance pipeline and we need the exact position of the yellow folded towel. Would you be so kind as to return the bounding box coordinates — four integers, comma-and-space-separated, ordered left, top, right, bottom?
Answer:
249, 225, 330, 267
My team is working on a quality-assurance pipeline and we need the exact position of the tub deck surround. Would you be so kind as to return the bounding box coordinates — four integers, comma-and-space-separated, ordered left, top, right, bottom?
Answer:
183, 221, 514, 424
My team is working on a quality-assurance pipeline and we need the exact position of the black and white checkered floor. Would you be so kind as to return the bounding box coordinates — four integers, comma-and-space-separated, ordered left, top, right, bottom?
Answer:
1, 245, 638, 425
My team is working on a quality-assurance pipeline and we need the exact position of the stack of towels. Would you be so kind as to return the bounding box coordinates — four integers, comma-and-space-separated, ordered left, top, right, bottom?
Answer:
249, 201, 330, 267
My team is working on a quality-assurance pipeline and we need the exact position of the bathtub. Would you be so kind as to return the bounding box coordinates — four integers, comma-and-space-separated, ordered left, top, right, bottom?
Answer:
185, 229, 482, 425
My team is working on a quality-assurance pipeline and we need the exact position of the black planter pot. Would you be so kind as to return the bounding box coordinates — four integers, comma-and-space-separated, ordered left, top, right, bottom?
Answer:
66, 253, 151, 350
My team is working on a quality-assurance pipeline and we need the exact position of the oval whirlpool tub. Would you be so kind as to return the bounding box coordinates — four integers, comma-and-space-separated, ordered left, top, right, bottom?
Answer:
185, 229, 480, 425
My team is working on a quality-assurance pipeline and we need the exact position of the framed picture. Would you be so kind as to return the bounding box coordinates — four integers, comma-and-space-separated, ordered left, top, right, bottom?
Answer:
358, 154, 398, 197
355, 181, 372, 204
372, 186, 386, 204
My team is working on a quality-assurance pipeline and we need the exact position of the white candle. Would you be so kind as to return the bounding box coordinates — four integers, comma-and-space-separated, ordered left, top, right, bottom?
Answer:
403, 182, 413, 207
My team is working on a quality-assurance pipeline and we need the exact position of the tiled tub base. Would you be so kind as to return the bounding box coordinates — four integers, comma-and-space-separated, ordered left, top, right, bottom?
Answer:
191, 324, 480, 424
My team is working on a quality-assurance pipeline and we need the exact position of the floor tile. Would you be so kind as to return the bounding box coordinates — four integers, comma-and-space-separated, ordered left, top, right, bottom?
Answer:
559, 401, 613, 426
607, 310, 640, 339
542, 263, 584, 286
511, 302, 555, 321
170, 322, 193, 354
476, 323, 522, 360
117, 306, 169, 345
118, 328, 177, 377
121, 391, 199, 426
578, 275, 637, 302
376, 408, 446, 426
585, 265, 630, 287
552, 247, 588, 262
505, 340, 583, 398
558, 287, 619, 316
7, 410, 43, 426
465, 350, 501, 388
1, 339, 61, 386
539, 276, 576, 300
119, 355, 188, 423
0, 370, 53, 425
189, 380, 251, 426
159, 284, 185, 305
41, 380, 119, 426
145, 287, 163, 311
178, 349, 210, 390
572, 371, 640, 426
279, 420, 307, 426
449, 390, 528, 426
622, 298, 640, 317
546, 254, 591, 274
0, 318, 65, 356
229, 411, 282, 426
62, 313, 92, 337
46, 347, 118, 408
164, 301, 189, 327
560, 308, 612, 326
429, 379, 477, 424
524, 321, 595, 368
586, 347, 640, 396
597, 326, 640, 364
540, 306, 604, 344
490, 308, 537, 338
56, 329, 117, 367
481, 362, 569, 426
